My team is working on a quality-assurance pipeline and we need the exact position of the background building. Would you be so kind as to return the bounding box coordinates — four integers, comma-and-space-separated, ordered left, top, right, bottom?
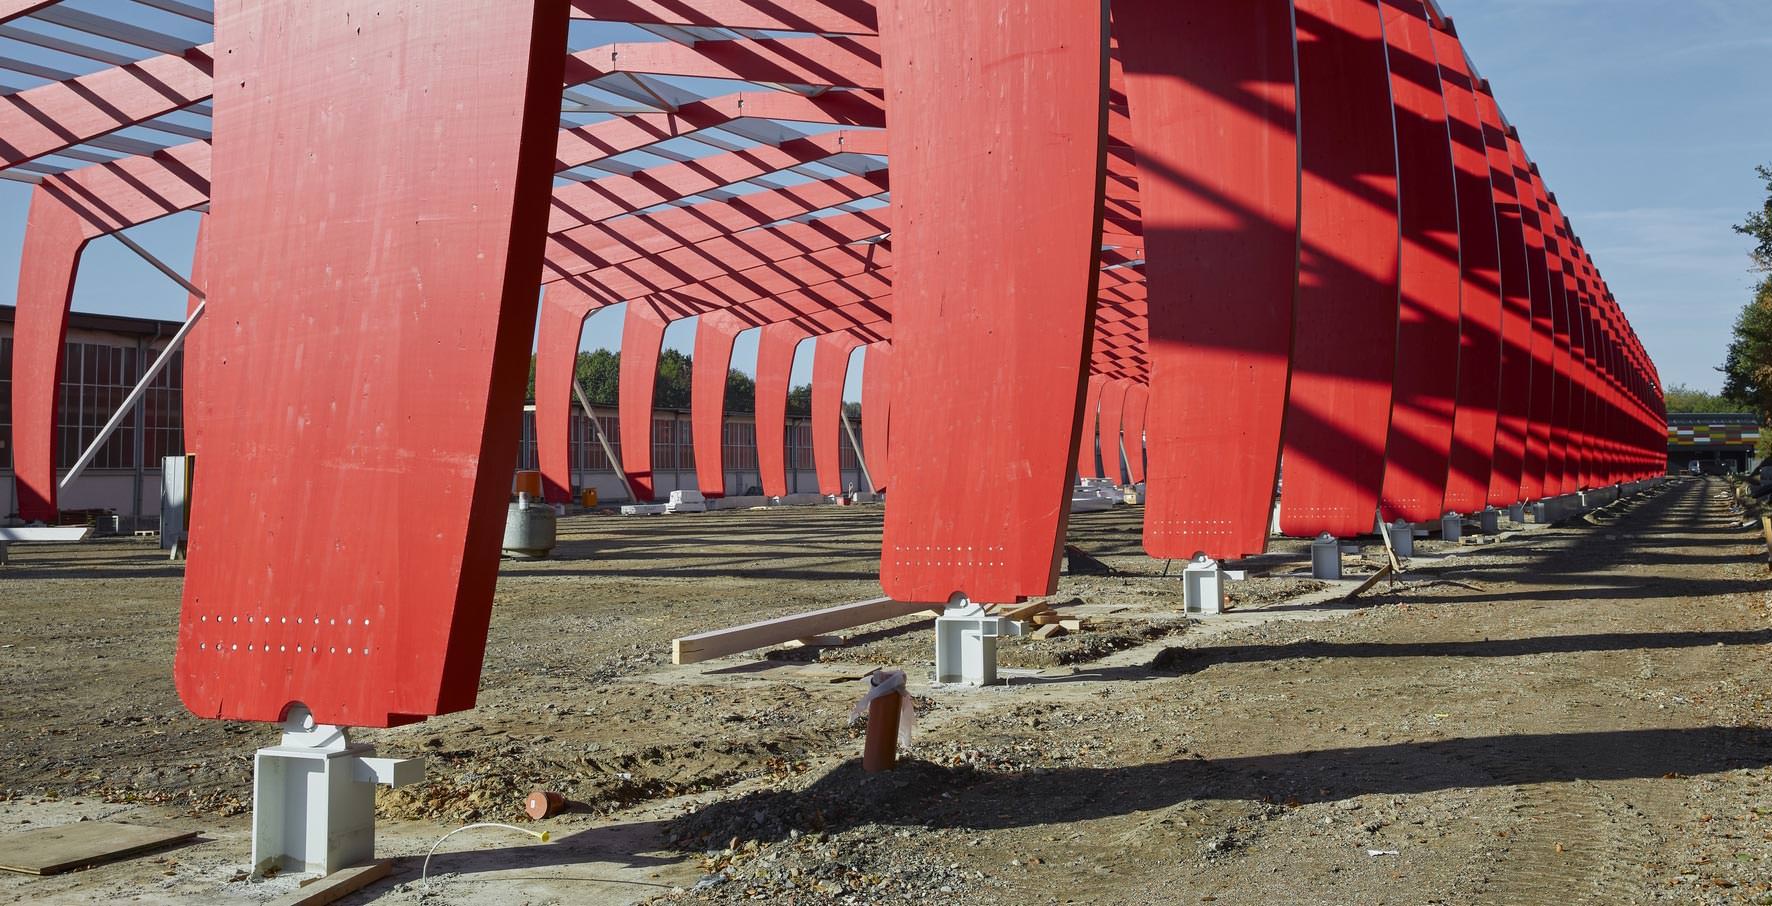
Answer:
1666, 411, 1761, 474
0, 305, 186, 528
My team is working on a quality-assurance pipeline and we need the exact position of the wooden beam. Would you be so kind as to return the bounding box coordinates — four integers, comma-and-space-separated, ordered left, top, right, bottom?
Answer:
672, 596, 928, 664
269, 861, 392, 906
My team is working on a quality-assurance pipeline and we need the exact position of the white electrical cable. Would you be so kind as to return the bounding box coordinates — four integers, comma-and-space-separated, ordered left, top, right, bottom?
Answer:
421, 822, 551, 891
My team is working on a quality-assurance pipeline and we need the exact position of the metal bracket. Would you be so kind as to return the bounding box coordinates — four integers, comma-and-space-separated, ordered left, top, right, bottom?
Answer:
1440, 512, 1463, 542
933, 596, 1022, 686
1387, 520, 1415, 558
252, 705, 425, 877
1479, 507, 1501, 534
1310, 533, 1342, 580
1183, 554, 1245, 615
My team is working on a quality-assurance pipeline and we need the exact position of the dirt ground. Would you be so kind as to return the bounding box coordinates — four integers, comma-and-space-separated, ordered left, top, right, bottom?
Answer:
3, 476, 1771, 904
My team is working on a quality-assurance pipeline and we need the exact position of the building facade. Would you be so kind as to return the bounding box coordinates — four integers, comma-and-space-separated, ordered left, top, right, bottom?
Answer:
1666, 411, 1761, 474
4, 305, 869, 523
0, 305, 187, 527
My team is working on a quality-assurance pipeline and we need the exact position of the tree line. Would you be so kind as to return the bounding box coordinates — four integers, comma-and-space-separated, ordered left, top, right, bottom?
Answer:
525, 348, 860, 418
1722, 165, 1772, 438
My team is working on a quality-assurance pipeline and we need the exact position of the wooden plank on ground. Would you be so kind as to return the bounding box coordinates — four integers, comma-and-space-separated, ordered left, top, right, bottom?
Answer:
674, 597, 928, 664
1343, 565, 1394, 601
272, 860, 392, 906
0, 822, 198, 876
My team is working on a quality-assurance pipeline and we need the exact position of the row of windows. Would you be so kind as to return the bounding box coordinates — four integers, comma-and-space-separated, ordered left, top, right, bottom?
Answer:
515, 409, 864, 474
0, 338, 185, 472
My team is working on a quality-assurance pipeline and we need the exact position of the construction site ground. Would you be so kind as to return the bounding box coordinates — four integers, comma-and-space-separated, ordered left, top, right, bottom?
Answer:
2, 475, 1769, 905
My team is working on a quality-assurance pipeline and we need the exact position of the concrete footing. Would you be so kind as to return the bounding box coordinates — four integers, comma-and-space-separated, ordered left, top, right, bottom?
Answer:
1479, 508, 1501, 534
1310, 533, 1342, 580
1387, 520, 1414, 558
1440, 513, 1463, 542
1183, 555, 1236, 615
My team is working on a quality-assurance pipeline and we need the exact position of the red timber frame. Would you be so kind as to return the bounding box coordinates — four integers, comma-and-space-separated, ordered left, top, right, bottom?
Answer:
1119, 0, 1299, 561
0, 0, 1667, 733
1431, 20, 1505, 516
175, 2, 573, 727
1278, 0, 1403, 540
1375, 0, 1463, 525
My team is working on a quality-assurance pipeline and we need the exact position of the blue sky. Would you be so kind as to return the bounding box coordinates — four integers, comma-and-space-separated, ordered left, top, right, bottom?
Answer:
1, 0, 1768, 395
1445, 0, 1772, 392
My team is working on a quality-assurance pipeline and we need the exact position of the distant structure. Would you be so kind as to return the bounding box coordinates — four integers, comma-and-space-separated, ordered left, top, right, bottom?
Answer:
1666, 412, 1762, 474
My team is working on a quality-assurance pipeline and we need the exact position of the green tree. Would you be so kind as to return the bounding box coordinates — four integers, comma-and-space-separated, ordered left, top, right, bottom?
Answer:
527, 349, 757, 412
1736, 164, 1772, 272
725, 370, 756, 413
1663, 382, 1751, 413
1721, 165, 1772, 455
1722, 278, 1772, 415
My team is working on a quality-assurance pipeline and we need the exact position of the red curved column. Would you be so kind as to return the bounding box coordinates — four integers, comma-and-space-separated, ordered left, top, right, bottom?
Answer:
1122, 383, 1149, 485
1278, 0, 1402, 539
1119, 0, 1298, 560
1474, 86, 1533, 507
183, 214, 211, 456
861, 341, 893, 492
876, 0, 1108, 604
176, 1, 572, 727
1430, 23, 1504, 515
9, 196, 87, 522
1075, 375, 1107, 480
617, 301, 668, 502
812, 332, 862, 495
754, 322, 808, 498
1530, 171, 1572, 496
691, 311, 745, 498
1508, 133, 1556, 501
1376, 0, 1464, 525
1097, 378, 1129, 484
11, 145, 211, 521
536, 284, 599, 503
0, 45, 213, 172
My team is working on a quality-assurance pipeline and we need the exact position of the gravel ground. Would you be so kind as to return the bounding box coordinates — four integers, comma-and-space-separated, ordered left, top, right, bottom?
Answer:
3, 477, 1771, 905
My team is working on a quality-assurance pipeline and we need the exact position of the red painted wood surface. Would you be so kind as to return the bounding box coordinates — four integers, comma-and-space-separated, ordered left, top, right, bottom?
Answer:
1278, 0, 1401, 539
1531, 171, 1572, 495
1432, 24, 1504, 515
175, 0, 571, 727
754, 322, 808, 498
564, 36, 882, 90
1075, 375, 1107, 480
1509, 132, 1556, 501
1474, 85, 1533, 507
0, 45, 213, 170
183, 215, 210, 456
569, 0, 879, 34
1118, 0, 1298, 560
862, 341, 893, 492
691, 312, 745, 498
1122, 383, 1149, 484
9, 196, 85, 523
812, 333, 862, 495
1376, 0, 1463, 524
618, 301, 669, 502
1096, 378, 1129, 484
0, 1, 57, 25
876, 0, 1108, 604
9, 145, 211, 521
536, 284, 598, 504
